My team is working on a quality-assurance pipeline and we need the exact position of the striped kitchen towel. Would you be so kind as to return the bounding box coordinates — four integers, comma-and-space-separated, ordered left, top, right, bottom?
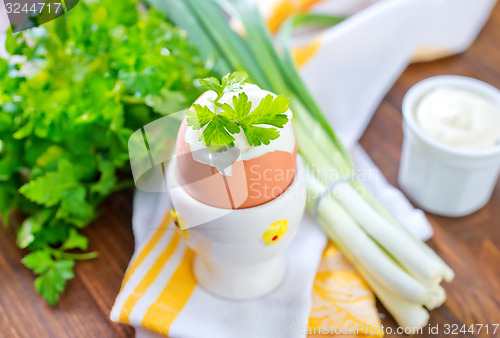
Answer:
110, 189, 383, 338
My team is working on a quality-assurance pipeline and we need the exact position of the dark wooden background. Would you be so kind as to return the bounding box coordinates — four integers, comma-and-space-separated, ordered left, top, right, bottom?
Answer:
1, 3, 499, 337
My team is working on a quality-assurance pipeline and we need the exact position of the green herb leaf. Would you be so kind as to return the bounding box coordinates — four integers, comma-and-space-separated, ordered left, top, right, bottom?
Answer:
240, 125, 281, 147
34, 259, 75, 306
221, 92, 252, 120
186, 104, 240, 151
23, 249, 75, 305
239, 94, 290, 128
186, 104, 216, 130
221, 93, 289, 146
221, 71, 248, 94
199, 77, 224, 100
57, 186, 94, 225
199, 71, 249, 101
16, 210, 52, 249
61, 229, 88, 251
23, 250, 55, 275
18, 162, 77, 207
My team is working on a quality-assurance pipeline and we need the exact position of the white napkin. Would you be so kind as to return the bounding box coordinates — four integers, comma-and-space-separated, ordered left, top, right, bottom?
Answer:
0, 0, 9, 58
351, 145, 433, 240
292, 0, 497, 148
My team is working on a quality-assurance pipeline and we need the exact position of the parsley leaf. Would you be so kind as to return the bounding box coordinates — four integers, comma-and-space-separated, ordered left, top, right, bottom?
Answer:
199, 77, 224, 101
22, 249, 75, 306
221, 71, 249, 94
16, 210, 52, 249
22, 250, 55, 275
199, 71, 249, 101
186, 104, 240, 151
60, 229, 89, 251
19, 161, 78, 207
239, 94, 290, 128
221, 92, 252, 120
221, 93, 290, 147
33, 259, 75, 306
241, 125, 281, 147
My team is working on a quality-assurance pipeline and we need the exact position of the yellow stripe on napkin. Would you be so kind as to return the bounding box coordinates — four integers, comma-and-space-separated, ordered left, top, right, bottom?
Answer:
141, 249, 196, 335
292, 36, 323, 68
266, 0, 325, 33
120, 229, 182, 323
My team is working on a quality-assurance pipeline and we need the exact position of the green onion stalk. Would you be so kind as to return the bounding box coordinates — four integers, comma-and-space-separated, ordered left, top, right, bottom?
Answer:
146, 0, 454, 328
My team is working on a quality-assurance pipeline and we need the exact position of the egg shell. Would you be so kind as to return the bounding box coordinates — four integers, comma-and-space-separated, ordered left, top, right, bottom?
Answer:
175, 119, 297, 209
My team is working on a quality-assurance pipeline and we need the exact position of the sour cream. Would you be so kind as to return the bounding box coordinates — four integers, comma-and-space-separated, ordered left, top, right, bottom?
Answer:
415, 87, 500, 149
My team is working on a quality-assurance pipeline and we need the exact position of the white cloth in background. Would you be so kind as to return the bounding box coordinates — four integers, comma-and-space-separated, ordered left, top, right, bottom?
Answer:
290, 0, 497, 148
351, 145, 433, 240
0, 0, 8, 58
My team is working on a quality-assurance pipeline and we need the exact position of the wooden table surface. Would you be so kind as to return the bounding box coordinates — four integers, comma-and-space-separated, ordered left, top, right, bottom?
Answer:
1, 4, 500, 338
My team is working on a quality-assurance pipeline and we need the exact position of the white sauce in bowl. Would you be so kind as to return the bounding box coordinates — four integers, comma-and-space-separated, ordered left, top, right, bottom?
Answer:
416, 86, 500, 149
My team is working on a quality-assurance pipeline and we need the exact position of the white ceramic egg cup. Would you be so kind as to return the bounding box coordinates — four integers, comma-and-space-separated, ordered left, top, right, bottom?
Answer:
167, 158, 307, 300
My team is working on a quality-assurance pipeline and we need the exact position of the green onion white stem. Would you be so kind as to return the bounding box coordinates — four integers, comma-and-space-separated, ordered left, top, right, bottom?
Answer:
306, 167, 431, 304
325, 178, 444, 282
308, 176, 431, 330
362, 269, 430, 332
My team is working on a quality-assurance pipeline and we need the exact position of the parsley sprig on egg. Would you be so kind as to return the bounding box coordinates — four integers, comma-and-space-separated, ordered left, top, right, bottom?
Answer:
186, 72, 290, 152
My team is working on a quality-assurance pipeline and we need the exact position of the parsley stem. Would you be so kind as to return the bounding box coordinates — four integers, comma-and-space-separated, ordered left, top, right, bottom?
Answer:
111, 179, 135, 192
47, 247, 99, 261
121, 96, 146, 105
60, 251, 99, 261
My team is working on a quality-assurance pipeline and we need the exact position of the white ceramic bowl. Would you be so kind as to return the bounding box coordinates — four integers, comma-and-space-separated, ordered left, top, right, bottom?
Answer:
399, 75, 500, 217
167, 157, 307, 299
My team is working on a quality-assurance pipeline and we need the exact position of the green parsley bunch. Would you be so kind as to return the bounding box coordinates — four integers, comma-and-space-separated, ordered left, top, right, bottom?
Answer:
0, 0, 211, 304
